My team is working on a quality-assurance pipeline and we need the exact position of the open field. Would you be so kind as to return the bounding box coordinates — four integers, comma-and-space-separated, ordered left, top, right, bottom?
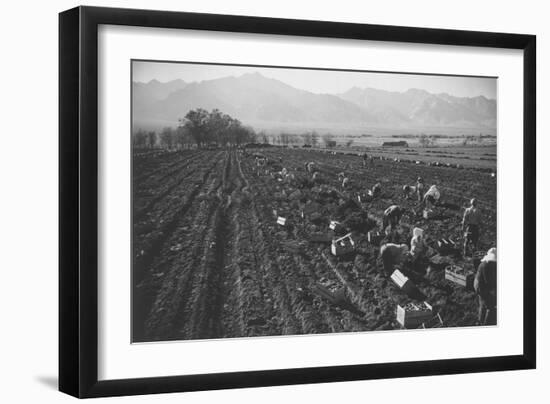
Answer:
312, 144, 497, 169
132, 147, 496, 342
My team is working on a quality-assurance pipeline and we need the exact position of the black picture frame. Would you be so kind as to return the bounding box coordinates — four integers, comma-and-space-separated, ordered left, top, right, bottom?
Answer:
59, 5, 536, 398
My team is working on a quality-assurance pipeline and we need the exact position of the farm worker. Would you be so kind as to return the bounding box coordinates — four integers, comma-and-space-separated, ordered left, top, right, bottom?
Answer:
416, 177, 425, 201
362, 152, 368, 167
380, 243, 409, 275
342, 177, 350, 189
410, 227, 426, 260
402, 184, 415, 199
382, 205, 403, 233
462, 198, 483, 256
423, 185, 440, 208
306, 162, 315, 173
474, 247, 497, 325
372, 182, 382, 197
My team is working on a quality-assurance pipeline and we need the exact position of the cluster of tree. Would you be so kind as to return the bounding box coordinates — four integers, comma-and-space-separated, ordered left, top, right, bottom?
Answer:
179, 108, 257, 148
132, 109, 258, 149
132, 129, 158, 149
301, 131, 320, 147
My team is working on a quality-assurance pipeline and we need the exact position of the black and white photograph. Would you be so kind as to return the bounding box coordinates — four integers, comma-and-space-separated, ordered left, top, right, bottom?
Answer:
132, 60, 497, 343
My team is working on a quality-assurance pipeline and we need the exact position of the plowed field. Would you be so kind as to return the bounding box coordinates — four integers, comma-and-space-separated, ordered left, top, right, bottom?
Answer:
132, 147, 496, 342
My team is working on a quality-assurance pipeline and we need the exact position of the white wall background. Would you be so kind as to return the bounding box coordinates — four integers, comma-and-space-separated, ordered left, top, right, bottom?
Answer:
0, 0, 546, 402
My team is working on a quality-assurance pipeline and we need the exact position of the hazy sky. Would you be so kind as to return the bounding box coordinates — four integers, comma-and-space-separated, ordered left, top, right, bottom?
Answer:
132, 60, 497, 99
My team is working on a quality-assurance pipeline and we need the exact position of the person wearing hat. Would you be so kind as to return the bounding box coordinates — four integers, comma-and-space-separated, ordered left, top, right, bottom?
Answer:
416, 177, 425, 201
379, 243, 409, 275
474, 247, 497, 325
382, 205, 403, 234
462, 198, 483, 256
422, 184, 441, 209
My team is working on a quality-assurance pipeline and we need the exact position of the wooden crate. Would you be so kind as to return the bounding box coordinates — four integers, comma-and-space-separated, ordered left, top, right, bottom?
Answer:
277, 216, 288, 226
437, 238, 457, 255
445, 265, 475, 289
331, 233, 355, 256
396, 302, 433, 329
367, 230, 384, 245
390, 269, 417, 296
417, 313, 444, 329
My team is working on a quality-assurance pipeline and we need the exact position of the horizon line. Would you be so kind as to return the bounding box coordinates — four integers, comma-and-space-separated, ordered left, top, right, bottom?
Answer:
132, 72, 496, 101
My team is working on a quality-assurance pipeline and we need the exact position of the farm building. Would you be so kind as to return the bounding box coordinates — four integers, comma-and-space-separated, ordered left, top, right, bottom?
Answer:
382, 140, 409, 147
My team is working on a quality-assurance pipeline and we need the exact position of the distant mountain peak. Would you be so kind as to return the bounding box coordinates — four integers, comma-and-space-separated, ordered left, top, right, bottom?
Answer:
241, 71, 263, 78
405, 88, 430, 95
133, 74, 496, 132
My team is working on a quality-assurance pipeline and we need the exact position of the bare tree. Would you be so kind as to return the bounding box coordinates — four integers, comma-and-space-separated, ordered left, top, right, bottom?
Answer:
147, 131, 157, 148
311, 131, 319, 147
322, 134, 334, 148
133, 129, 148, 148
279, 133, 291, 146
301, 132, 313, 146
258, 131, 269, 144
159, 127, 175, 149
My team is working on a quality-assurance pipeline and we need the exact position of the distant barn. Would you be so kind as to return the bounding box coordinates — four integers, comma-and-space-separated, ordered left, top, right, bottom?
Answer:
382, 140, 408, 147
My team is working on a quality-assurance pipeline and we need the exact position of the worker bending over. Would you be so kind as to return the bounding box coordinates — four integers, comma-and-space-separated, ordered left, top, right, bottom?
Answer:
382, 205, 403, 234
423, 184, 440, 209
380, 243, 409, 276
342, 177, 350, 189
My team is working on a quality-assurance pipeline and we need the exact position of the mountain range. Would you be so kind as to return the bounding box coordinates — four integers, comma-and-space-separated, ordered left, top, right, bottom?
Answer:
132, 72, 496, 133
